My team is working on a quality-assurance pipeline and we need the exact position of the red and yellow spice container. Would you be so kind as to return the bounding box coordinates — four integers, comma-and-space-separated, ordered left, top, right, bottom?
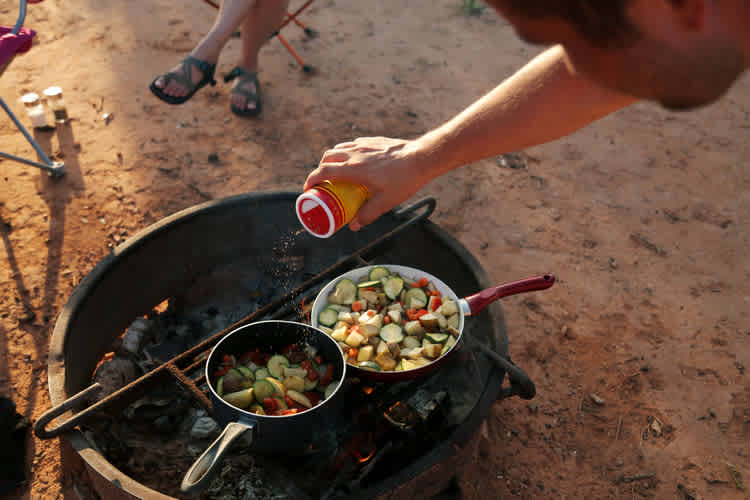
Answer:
296, 181, 370, 238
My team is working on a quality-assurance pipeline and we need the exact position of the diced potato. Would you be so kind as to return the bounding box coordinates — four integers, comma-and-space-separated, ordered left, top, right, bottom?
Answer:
401, 347, 424, 359
334, 320, 349, 330
359, 290, 378, 304
345, 330, 365, 347
435, 313, 447, 329
360, 323, 380, 337
331, 326, 348, 342
422, 338, 433, 348
376, 340, 390, 354
401, 359, 419, 370
282, 375, 306, 392
402, 336, 421, 349
446, 314, 460, 329
387, 302, 404, 313
447, 326, 461, 337
357, 345, 374, 362
350, 311, 361, 322
404, 320, 425, 337
423, 343, 443, 359
440, 299, 458, 316
387, 309, 402, 324
283, 367, 308, 378
411, 357, 432, 366
375, 352, 398, 371
338, 311, 354, 324
319, 326, 333, 335
376, 292, 388, 308
419, 313, 440, 331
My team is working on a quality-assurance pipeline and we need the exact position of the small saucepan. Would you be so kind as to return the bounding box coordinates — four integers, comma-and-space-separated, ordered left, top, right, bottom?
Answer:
180, 320, 346, 495
310, 264, 555, 382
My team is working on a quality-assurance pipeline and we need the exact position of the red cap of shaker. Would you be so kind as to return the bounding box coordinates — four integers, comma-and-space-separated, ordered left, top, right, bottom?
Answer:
296, 190, 337, 238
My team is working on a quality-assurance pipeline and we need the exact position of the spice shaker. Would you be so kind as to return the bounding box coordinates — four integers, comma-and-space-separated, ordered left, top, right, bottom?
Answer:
20, 92, 49, 129
296, 180, 371, 238
42, 86, 68, 124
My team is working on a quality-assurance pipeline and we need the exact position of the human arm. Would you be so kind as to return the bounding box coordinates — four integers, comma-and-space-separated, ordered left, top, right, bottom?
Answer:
303, 45, 637, 230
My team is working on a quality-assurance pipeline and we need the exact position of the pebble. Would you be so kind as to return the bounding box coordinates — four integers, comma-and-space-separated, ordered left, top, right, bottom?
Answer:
190, 416, 220, 439
590, 393, 605, 405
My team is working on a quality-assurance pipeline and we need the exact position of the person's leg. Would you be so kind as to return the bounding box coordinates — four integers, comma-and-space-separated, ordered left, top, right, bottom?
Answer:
230, 0, 290, 113
153, 0, 257, 99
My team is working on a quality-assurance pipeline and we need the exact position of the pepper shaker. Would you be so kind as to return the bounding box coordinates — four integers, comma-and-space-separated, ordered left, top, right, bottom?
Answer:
42, 86, 69, 124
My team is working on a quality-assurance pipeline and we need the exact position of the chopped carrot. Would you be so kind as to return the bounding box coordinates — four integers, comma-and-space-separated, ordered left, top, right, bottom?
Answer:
384, 316, 391, 324
351, 302, 362, 312
418, 277, 429, 287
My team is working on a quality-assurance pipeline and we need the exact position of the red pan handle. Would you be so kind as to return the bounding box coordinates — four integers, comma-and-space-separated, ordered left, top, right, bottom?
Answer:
463, 273, 555, 317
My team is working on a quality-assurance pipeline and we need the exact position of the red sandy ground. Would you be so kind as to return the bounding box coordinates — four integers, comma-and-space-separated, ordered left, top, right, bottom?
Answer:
1, 0, 748, 498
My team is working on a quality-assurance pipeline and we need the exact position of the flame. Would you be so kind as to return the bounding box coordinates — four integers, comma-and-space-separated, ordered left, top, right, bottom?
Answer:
348, 431, 376, 464
362, 386, 374, 395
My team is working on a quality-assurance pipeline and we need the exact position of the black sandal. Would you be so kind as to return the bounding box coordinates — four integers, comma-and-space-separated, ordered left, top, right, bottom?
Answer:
149, 56, 217, 105
224, 66, 262, 117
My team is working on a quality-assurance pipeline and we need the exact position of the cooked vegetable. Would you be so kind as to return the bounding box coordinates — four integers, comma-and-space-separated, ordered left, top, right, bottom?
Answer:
214, 342, 339, 416
317, 307, 339, 327
317, 266, 462, 373
368, 266, 390, 281
267, 355, 290, 379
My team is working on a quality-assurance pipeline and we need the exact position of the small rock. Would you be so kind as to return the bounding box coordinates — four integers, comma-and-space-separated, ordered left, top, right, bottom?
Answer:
190, 416, 220, 440
207, 153, 220, 163
589, 393, 605, 405
527, 402, 538, 414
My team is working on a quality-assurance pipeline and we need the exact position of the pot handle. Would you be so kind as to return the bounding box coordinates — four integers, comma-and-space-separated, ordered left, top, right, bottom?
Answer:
462, 273, 555, 317
33, 382, 103, 439
181, 420, 254, 495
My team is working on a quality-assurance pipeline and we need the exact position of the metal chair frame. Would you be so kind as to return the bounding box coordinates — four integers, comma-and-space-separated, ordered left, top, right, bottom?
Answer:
1, 0, 64, 178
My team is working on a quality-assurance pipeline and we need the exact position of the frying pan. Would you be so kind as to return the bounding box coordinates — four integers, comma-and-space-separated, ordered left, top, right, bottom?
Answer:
310, 265, 555, 383
180, 320, 346, 495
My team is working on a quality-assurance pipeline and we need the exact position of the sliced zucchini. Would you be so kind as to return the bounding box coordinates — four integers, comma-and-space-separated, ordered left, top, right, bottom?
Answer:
221, 387, 255, 410
273, 396, 289, 411
283, 375, 305, 393
357, 280, 382, 289
379, 323, 405, 343
267, 355, 290, 379
249, 403, 265, 415
282, 366, 308, 379
323, 382, 338, 400
254, 367, 269, 380
425, 332, 449, 343
441, 335, 457, 355
368, 266, 391, 281
253, 379, 275, 400
331, 278, 357, 305
215, 376, 224, 396
317, 307, 340, 327
383, 276, 404, 300
304, 376, 319, 391
358, 360, 382, 372
405, 287, 428, 309
236, 365, 254, 379
266, 377, 286, 397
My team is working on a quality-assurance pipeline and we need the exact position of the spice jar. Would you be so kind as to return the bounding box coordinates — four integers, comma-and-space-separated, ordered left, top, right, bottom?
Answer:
42, 86, 68, 124
20, 92, 49, 129
296, 181, 370, 238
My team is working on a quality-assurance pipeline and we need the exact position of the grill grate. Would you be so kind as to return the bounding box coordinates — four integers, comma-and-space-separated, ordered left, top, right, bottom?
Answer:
35, 199, 437, 440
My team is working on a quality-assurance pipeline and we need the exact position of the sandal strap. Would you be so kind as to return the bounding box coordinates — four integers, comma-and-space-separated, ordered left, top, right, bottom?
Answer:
179, 56, 217, 86
223, 66, 257, 83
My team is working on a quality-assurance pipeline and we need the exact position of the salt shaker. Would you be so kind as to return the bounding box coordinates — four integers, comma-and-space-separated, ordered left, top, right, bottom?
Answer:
42, 86, 68, 124
20, 92, 49, 129
296, 180, 371, 238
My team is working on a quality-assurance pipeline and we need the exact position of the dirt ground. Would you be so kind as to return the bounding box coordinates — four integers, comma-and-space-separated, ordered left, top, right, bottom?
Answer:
1, 0, 749, 499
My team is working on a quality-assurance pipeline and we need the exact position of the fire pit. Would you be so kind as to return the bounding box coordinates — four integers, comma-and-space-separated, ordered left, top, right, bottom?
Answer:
39, 192, 534, 499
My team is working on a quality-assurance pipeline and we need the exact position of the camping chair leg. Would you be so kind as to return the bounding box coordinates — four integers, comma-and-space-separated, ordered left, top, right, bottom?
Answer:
274, 33, 312, 73
0, 97, 65, 178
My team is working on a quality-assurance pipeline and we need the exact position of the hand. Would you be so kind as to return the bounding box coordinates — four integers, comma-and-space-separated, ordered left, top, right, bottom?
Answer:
304, 136, 434, 231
